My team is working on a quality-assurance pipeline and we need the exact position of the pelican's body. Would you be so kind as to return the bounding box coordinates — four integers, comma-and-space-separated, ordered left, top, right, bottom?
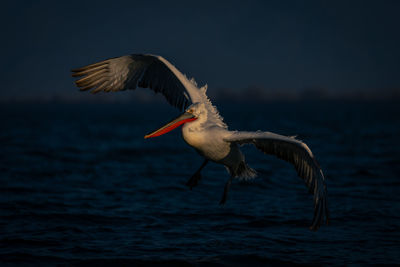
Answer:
182, 120, 251, 177
183, 125, 229, 161
72, 54, 329, 230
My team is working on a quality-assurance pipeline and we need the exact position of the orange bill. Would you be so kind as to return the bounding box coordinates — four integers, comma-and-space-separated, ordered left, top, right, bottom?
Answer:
144, 112, 197, 139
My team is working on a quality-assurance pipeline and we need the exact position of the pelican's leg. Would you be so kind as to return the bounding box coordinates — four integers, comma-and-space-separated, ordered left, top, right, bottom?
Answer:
219, 177, 233, 205
186, 159, 209, 190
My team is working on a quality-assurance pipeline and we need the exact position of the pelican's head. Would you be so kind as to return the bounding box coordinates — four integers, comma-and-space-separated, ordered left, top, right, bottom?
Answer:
185, 102, 207, 118
144, 103, 203, 139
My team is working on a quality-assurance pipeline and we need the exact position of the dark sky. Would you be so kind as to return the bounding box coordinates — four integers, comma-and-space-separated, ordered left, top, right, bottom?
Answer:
1, 0, 400, 100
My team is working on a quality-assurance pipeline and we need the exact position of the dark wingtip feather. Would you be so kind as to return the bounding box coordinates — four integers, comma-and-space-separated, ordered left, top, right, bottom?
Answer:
71, 68, 81, 73
71, 59, 110, 72
71, 72, 83, 77
77, 83, 94, 91
309, 195, 329, 231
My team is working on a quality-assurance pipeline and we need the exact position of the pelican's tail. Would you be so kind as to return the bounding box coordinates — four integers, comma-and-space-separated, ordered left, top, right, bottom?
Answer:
226, 162, 257, 180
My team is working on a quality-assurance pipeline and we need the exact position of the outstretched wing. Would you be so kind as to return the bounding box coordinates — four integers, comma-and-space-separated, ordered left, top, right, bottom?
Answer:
71, 54, 202, 110
224, 131, 329, 231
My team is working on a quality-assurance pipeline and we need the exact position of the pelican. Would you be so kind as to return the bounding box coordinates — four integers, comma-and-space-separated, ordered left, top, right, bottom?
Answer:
71, 54, 329, 230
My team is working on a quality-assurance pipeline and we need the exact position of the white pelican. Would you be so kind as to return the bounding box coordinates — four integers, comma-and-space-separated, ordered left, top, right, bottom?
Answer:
71, 54, 329, 230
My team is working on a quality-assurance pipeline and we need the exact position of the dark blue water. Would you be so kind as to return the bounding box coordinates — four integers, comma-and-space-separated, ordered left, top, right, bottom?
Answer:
1, 101, 399, 265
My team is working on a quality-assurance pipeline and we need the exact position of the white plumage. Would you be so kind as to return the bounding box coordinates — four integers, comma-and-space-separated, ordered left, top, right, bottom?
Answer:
72, 54, 329, 231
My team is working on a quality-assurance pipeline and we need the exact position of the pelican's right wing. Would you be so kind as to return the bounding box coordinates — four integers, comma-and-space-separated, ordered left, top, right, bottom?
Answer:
224, 131, 329, 231
71, 54, 202, 110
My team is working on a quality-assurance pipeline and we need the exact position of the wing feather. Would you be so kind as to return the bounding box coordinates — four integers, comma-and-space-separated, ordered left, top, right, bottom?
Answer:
224, 131, 329, 231
71, 54, 202, 110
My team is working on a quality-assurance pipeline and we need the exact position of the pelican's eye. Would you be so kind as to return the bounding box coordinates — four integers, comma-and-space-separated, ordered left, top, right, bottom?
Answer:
187, 108, 194, 113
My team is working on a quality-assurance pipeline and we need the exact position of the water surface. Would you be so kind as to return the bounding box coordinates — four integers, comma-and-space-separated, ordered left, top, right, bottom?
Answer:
1, 101, 399, 265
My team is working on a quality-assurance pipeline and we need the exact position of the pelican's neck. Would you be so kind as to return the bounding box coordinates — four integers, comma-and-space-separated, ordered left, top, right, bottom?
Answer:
181, 118, 206, 149
182, 112, 206, 132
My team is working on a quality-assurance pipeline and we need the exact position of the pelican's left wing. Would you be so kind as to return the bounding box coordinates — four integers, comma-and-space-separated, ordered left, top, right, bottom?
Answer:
71, 54, 202, 110
224, 131, 329, 231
